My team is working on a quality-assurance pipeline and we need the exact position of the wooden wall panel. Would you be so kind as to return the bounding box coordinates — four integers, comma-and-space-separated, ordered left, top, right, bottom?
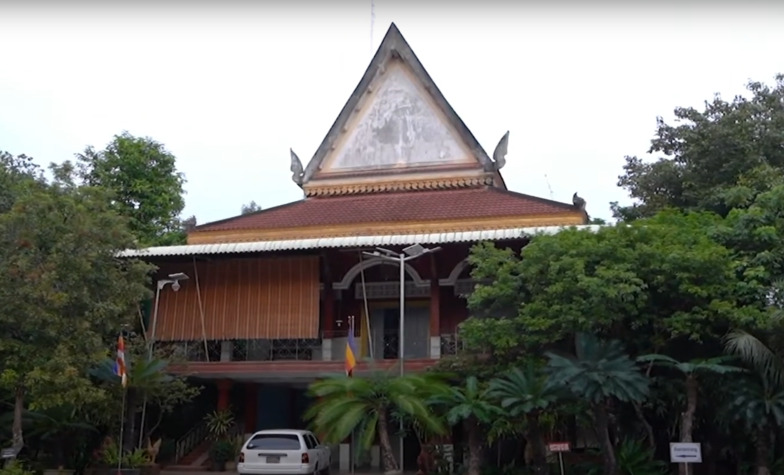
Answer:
154, 256, 320, 341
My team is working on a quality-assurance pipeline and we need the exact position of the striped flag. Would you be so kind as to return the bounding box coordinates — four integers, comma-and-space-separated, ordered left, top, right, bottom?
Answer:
345, 317, 358, 377
114, 334, 128, 387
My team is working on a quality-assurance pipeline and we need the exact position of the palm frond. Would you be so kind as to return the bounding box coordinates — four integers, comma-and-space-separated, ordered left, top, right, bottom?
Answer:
725, 329, 784, 385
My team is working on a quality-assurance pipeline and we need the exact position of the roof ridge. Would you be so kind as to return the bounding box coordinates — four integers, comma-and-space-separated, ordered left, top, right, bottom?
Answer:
486, 187, 578, 211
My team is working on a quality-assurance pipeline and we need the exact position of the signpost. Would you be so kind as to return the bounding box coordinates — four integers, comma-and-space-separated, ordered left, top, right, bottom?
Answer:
2, 447, 20, 469
670, 442, 702, 471
548, 442, 570, 475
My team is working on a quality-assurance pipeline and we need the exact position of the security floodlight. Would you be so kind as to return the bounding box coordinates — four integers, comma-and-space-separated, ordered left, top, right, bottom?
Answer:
403, 244, 425, 257
172, 281, 181, 292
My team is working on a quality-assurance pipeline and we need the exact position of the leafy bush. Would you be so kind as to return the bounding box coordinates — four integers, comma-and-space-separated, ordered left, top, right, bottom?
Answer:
580, 439, 667, 475
0, 461, 35, 475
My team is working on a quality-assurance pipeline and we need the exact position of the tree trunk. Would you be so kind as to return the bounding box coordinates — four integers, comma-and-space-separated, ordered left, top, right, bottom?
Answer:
525, 414, 548, 475
755, 427, 771, 475
679, 375, 698, 475
12, 386, 25, 451
377, 410, 400, 474
633, 402, 656, 451
592, 403, 618, 475
465, 419, 482, 475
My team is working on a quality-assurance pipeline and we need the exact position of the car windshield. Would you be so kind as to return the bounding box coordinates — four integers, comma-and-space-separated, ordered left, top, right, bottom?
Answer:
248, 434, 301, 450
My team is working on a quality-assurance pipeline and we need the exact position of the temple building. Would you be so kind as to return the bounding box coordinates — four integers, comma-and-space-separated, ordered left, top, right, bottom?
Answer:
124, 23, 590, 471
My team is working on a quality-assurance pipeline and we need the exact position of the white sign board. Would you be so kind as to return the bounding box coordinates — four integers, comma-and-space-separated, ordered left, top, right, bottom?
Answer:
548, 442, 570, 452
670, 443, 702, 463
1, 447, 18, 459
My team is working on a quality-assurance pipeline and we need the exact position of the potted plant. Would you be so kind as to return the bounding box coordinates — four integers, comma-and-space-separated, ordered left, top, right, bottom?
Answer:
98, 440, 149, 475
224, 434, 245, 472
204, 410, 235, 440
209, 439, 234, 472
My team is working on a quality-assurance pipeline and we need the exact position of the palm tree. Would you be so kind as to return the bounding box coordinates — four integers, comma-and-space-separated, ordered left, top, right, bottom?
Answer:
725, 327, 784, 386
91, 357, 174, 451
434, 376, 501, 475
488, 364, 562, 475
546, 333, 649, 475
636, 355, 741, 475
725, 325, 784, 475
726, 374, 784, 475
305, 371, 446, 474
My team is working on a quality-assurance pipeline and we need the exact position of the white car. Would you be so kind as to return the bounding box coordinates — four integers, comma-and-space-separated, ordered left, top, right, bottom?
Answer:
238, 429, 331, 475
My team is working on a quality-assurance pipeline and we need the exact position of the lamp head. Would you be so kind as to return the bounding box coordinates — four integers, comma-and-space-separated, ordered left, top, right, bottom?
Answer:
171, 281, 181, 292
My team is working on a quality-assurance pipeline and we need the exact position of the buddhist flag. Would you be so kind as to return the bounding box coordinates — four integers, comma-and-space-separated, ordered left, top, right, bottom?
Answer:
345, 317, 358, 377
114, 334, 128, 387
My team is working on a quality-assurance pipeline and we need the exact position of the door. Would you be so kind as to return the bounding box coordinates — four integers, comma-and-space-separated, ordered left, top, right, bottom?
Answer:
370, 306, 430, 360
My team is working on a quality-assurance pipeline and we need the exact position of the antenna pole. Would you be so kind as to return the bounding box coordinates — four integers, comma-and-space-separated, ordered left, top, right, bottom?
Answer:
544, 174, 555, 199
370, 0, 375, 57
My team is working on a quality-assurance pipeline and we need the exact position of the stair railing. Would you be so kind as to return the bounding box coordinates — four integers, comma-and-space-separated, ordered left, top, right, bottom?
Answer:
174, 419, 210, 464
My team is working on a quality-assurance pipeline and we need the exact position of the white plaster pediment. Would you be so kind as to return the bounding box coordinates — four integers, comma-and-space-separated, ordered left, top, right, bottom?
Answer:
322, 62, 475, 174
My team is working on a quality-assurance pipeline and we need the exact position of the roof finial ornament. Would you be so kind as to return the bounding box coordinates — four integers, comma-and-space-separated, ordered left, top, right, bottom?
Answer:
490, 131, 509, 171
573, 192, 587, 211
290, 149, 304, 185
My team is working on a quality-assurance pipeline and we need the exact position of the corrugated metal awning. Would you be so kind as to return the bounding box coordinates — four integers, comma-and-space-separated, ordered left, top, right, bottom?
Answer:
119, 225, 602, 258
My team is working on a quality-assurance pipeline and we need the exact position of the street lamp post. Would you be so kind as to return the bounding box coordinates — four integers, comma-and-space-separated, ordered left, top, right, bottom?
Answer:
363, 244, 441, 471
138, 272, 189, 447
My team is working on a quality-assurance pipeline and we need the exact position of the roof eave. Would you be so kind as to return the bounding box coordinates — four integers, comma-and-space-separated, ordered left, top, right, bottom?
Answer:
119, 224, 604, 258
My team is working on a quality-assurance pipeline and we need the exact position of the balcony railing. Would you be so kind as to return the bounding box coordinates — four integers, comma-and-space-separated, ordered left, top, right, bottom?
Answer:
158, 330, 463, 363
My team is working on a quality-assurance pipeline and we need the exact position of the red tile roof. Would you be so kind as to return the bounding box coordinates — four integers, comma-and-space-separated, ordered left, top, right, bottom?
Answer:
193, 187, 579, 233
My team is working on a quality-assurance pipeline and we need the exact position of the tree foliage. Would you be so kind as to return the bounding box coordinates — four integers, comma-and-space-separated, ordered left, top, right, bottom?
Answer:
240, 201, 262, 215
614, 74, 784, 221
0, 158, 154, 450
462, 211, 764, 356
75, 132, 187, 246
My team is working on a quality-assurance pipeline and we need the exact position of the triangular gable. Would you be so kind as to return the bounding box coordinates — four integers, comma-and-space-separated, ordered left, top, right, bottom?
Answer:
298, 23, 505, 196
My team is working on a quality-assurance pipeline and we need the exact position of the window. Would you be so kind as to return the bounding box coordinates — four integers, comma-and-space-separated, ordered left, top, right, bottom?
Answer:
303, 434, 316, 449
247, 434, 302, 451
310, 433, 321, 446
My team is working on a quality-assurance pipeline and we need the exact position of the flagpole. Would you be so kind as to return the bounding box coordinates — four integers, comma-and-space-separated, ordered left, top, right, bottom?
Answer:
117, 387, 126, 474
349, 315, 355, 475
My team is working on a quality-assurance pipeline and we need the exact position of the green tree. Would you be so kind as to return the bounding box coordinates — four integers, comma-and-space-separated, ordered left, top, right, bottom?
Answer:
637, 355, 741, 475
546, 334, 650, 475
76, 132, 187, 246
0, 151, 43, 213
613, 74, 784, 221
240, 201, 262, 215
461, 211, 762, 355
91, 339, 200, 451
488, 364, 561, 475
436, 376, 501, 475
305, 372, 445, 473
725, 374, 784, 475
0, 171, 153, 452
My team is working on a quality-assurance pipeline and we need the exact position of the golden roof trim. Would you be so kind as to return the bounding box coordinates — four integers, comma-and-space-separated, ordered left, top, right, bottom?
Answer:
304, 175, 495, 197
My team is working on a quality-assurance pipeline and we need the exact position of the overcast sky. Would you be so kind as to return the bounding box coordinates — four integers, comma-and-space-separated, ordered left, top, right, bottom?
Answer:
1, 1, 783, 225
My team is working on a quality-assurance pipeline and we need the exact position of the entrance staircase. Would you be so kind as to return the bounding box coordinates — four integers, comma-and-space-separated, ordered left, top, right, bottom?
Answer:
165, 420, 245, 472
165, 421, 211, 472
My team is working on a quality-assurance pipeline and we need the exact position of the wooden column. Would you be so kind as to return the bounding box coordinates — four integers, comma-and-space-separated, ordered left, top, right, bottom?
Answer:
244, 383, 258, 433
323, 281, 335, 336
217, 379, 232, 411
429, 279, 440, 336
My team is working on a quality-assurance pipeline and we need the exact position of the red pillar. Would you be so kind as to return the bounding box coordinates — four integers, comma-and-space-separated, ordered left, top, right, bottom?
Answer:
217, 379, 232, 411
245, 383, 258, 434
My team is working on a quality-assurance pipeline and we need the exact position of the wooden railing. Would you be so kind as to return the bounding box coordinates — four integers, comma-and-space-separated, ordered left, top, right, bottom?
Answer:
174, 420, 209, 463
